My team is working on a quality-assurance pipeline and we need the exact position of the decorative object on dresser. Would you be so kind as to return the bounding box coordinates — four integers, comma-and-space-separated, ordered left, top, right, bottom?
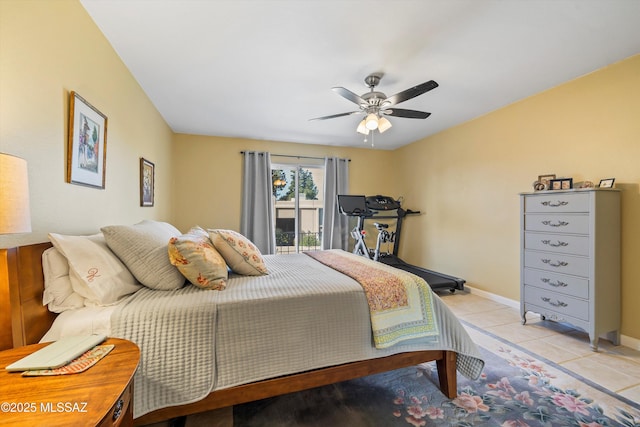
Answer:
67, 91, 107, 189
520, 189, 621, 351
140, 158, 154, 207
573, 180, 595, 189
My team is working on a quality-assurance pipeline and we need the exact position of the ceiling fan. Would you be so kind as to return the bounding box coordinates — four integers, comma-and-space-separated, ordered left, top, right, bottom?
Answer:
310, 73, 438, 136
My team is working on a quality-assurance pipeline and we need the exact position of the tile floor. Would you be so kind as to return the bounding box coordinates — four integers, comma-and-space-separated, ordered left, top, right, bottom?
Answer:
437, 288, 640, 404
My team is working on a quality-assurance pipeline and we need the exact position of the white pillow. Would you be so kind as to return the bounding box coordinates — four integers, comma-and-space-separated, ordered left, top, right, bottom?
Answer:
101, 220, 185, 290
42, 247, 85, 313
48, 233, 143, 306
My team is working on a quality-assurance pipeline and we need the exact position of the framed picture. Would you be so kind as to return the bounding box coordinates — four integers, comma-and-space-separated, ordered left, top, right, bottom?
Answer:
67, 91, 107, 189
549, 177, 573, 190
599, 178, 615, 188
537, 174, 556, 189
140, 158, 155, 206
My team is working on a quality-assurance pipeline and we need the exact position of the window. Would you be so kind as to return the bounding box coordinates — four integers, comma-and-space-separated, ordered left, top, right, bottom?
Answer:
272, 164, 324, 254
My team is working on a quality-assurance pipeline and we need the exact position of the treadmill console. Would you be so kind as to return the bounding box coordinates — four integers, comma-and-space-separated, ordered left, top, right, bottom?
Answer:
365, 195, 401, 211
337, 195, 372, 216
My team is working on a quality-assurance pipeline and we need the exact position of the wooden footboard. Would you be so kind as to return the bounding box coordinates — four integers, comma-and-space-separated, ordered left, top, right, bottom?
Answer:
2, 242, 458, 426
135, 350, 456, 426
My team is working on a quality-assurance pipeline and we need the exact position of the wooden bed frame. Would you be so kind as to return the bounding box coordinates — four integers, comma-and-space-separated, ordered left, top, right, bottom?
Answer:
2, 242, 458, 426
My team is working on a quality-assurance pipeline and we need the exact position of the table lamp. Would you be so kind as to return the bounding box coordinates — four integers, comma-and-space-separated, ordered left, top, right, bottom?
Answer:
0, 153, 31, 234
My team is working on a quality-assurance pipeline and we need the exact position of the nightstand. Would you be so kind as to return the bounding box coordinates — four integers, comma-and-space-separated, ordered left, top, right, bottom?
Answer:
0, 338, 139, 426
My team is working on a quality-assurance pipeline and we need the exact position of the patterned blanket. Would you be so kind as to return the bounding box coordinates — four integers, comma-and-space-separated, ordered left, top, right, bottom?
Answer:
305, 250, 439, 348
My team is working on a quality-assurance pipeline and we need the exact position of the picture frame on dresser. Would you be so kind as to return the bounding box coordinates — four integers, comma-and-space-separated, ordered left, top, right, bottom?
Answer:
66, 91, 107, 189
537, 174, 556, 190
599, 178, 615, 188
549, 178, 572, 190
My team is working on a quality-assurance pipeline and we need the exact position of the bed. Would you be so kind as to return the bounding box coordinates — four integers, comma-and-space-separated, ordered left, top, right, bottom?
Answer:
3, 224, 483, 426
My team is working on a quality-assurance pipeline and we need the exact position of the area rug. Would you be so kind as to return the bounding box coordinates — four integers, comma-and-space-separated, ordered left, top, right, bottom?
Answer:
231, 324, 640, 427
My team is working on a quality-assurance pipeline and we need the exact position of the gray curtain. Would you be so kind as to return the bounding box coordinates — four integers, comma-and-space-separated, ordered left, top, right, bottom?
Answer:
322, 157, 350, 250
241, 151, 276, 254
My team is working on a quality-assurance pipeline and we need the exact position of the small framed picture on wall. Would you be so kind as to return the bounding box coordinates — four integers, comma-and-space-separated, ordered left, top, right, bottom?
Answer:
67, 91, 107, 189
140, 158, 154, 206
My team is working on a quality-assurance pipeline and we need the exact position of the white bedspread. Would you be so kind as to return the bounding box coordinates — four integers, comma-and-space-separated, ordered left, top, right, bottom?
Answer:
43, 251, 484, 419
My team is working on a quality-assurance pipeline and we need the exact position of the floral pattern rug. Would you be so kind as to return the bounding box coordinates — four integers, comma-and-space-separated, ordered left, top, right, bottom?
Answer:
233, 326, 640, 426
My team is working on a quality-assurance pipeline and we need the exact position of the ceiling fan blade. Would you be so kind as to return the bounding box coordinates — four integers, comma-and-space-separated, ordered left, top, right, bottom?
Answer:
384, 80, 438, 106
309, 111, 362, 121
332, 87, 366, 106
382, 108, 431, 119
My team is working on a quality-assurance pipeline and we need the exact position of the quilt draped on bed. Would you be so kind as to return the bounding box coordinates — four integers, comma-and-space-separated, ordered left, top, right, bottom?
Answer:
305, 250, 438, 349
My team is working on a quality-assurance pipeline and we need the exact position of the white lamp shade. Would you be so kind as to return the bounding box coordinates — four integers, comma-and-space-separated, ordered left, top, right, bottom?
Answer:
356, 119, 370, 135
365, 113, 379, 130
378, 117, 392, 133
0, 153, 32, 234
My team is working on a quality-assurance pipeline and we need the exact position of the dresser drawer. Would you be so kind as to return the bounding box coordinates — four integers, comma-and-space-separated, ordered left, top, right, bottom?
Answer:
523, 192, 589, 213
524, 251, 589, 277
524, 285, 588, 321
523, 268, 589, 299
524, 213, 589, 234
524, 232, 589, 256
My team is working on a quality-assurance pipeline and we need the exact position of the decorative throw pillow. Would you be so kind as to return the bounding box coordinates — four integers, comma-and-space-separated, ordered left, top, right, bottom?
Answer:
42, 247, 86, 313
48, 233, 143, 306
101, 220, 185, 290
168, 226, 228, 290
208, 229, 268, 276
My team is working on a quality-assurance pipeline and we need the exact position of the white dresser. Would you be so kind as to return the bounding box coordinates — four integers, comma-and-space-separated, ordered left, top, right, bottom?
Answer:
520, 189, 620, 351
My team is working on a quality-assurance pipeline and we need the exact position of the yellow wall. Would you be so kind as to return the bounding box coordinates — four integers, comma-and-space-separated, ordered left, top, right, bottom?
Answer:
0, 0, 175, 248
394, 54, 640, 342
171, 134, 393, 233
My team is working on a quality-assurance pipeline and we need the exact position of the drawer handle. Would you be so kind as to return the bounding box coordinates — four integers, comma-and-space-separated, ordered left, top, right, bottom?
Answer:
541, 239, 568, 247
542, 259, 568, 268
541, 278, 568, 287
541, 220, 569, 228
541, 200, 569, 207
113, 398, 124, 421
541, 297, 568, 308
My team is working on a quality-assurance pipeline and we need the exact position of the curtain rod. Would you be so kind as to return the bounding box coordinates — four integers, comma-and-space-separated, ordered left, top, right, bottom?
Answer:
240, 151, 350, 162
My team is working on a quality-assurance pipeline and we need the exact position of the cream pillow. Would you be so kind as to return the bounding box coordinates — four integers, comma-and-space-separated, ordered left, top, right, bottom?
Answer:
42, 247, 86, 312
101, 220, 185, 290
48, 233, 143, 306
208, 229, 268, 276
168, 226, 228, 290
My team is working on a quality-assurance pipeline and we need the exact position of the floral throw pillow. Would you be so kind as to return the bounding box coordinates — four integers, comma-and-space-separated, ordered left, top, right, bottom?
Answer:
208, 229, 268, 276
168, 226, 228, 290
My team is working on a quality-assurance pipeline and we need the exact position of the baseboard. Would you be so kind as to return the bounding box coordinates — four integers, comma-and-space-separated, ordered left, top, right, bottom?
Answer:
463, 285, 519, 310
464, 285, 640, 352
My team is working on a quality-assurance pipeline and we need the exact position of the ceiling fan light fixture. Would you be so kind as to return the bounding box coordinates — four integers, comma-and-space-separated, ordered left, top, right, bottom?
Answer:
378, 116, 392, 133
365, 113, 379, 130
356, 119, 370, 135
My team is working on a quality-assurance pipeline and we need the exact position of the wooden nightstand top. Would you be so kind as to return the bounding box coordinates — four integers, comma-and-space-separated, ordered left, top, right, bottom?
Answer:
0, 338, 139, 426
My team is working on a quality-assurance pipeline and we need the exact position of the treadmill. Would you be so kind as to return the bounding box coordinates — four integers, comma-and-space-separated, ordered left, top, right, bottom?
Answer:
338, 194, 465, 293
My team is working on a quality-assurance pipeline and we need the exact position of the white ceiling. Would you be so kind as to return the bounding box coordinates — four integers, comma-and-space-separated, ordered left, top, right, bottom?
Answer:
79, 0, 640, 150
